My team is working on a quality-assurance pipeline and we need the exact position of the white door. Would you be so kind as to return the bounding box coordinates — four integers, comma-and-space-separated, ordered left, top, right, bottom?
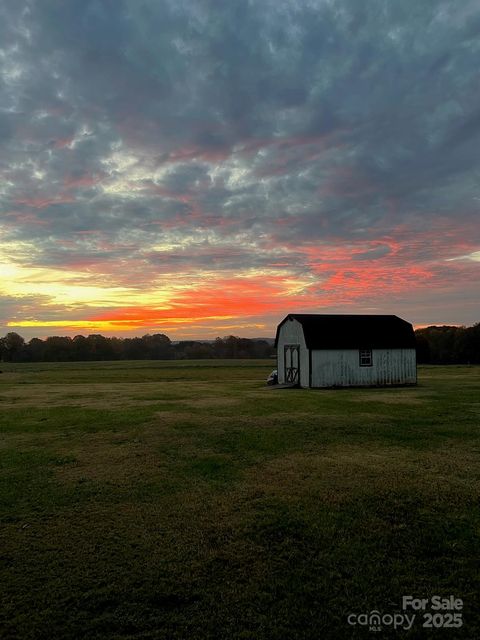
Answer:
284, 345, 300, 384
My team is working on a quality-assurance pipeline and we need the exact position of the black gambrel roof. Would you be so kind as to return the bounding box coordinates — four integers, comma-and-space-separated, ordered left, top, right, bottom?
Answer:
275, 314, 416, 349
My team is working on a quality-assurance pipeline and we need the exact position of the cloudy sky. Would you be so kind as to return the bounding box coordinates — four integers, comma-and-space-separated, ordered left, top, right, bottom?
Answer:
1, 0, 479, 339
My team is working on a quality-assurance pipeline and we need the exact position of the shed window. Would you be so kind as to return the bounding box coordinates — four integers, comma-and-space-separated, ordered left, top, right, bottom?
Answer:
359, 349, 373, 367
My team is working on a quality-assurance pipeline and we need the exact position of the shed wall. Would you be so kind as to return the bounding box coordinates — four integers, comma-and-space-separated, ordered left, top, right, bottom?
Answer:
277, 318, 309, 387
311, 348, 416, 387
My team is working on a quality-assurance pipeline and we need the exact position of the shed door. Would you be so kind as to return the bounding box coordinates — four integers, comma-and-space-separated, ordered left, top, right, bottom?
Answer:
284, 345, 300, 384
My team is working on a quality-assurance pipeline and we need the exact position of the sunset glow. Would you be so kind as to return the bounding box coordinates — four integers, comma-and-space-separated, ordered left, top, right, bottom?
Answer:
1, 1, 479, 339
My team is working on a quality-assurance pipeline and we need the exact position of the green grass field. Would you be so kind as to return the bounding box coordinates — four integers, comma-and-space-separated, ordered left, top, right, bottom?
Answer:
1, 361, 479, 639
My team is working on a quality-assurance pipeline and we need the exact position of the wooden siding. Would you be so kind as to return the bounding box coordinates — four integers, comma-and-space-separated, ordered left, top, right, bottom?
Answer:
310, 348, 416, 388
277, 318, 310, 387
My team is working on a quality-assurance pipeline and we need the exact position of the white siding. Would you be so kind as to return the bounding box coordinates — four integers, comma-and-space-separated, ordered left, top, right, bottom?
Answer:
311, 348, 416, 387
277, 318, 310, 387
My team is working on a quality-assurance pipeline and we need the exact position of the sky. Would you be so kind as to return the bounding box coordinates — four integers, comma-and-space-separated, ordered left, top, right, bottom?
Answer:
1, 0, 479, 340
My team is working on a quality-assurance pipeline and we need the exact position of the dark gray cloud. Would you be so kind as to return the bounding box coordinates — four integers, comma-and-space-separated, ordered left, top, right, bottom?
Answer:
0, 292, 72, 330
1, 0, 479, 330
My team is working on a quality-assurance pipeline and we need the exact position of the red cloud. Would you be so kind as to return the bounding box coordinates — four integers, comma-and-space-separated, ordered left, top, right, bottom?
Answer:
53, 137, 75, 149
4, 210, 49, 226
87, 275, 308, 327
64, 174, 102, 189
15, 195, 76, 209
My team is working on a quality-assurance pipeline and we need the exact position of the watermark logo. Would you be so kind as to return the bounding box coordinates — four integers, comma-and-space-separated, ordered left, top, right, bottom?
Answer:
347, 596, 463, 632
347, 610, 415, 632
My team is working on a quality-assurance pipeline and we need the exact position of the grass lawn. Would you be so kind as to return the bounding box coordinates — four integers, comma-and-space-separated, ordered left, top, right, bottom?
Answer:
1, 361, 479, 639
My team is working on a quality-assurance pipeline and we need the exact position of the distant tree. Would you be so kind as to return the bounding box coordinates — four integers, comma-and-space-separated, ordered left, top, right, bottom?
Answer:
72, 335, 90, 360
223, 335, 241, 358
453, 327, 469, 363
123, 337, 145, 360
251, 339, 274, 358
26, 337, 46, 362
141, 334, 173, 359
86, 334, 115, 360
415, 324, 480, 364
174, 341, 206, 359
209, 336, 274, 359
415, 334, 431, 363
109, 337, 125, 360
213, 337, 226, 358
2, 332, 25, 361
184, 342, 214, 359
463, 323, 480, 363
44, 336, 73, 361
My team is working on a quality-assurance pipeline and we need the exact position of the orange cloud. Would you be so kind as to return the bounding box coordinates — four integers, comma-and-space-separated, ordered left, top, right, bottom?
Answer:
88, 275, 301, 326
5, 223, 478, 337
9, 273, 315, 333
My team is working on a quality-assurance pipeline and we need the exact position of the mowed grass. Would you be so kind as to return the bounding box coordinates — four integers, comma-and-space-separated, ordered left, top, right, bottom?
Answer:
0, 361, 479, 639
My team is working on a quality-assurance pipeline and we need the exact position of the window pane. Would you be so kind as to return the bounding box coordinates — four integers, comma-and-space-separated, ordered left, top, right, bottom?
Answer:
359, 349, 372, 366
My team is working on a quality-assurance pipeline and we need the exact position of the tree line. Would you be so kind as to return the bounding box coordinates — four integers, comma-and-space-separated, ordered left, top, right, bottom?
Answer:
0, 332, 275, 362
415, 323, 480, 364
1, 323, 479, 363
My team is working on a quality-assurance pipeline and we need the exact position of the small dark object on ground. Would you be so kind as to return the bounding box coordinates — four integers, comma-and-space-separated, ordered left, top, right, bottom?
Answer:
266, 369, 278, 385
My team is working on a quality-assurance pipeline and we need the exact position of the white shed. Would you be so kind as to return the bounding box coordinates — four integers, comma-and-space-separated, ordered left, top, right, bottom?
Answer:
275, 314, 417, 388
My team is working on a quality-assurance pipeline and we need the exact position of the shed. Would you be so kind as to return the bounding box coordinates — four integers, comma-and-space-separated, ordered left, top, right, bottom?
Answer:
275, 314, 416, 388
